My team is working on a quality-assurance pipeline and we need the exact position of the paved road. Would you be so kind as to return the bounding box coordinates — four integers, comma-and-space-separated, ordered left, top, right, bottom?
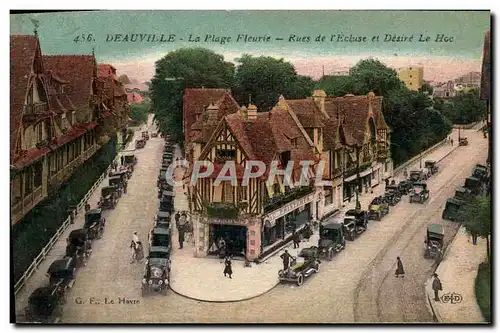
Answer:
16, 124, 486, 323
354, 130, 488, 323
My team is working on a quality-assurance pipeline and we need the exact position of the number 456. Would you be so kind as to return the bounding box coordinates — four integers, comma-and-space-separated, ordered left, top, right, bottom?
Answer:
74, 34, 95, 43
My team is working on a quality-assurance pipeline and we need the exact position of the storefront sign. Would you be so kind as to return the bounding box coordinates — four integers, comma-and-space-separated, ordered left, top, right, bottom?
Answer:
200, 216, 257, 227
263, 193, 315, 222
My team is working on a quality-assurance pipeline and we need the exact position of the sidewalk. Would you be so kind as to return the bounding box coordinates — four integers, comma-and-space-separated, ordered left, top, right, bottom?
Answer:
14, 130, 142, 314
167, 137, 459, 302
425, 227, 487, 323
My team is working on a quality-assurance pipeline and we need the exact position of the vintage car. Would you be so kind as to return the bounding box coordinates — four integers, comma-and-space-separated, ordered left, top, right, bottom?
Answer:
151, 132, 158, 138
65, 229, 92, 267
142, 131, 150, 140
384, 189, 401, 206
278, 247, 320, 286
424, 224, 444, 260
110, 169, 129, 182
156, 211, 171, 228
123, 153, 137, 168
108, 176, 125, 197
142, 256, 171, 296
409, 169, 428, 182
397, 180, 413, 195
47, 257, 77, 290
455, 186, 473, 202
98, 186, 119, 210
158, 183, 174, 199
442, 198, 464, 222
424, 160, 439, 175
459, 137, 468, 146
464, 176, 483, 196
472, 164, 488, 182
368, 196, 390, 220
135, 138, 146, 149
410, 182, 430, 203
344, 209, 368, 238
163, 144, 173, 153
24, 286, 64, 323
157, 167, 168, 188
84, 208, 106, 240
317, 222, 346, 260
159, 190, 175, 213
149, 227, 172, 253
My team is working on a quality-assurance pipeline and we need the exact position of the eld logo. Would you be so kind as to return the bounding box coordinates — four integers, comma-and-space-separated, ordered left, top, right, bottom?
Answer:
441, 292, 463, 304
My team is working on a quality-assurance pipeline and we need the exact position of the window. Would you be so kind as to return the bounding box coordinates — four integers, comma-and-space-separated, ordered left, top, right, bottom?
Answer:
291, 138, 298, 148
216, 149, 236, 159
33, 161, 43, 188
409, 75, 413, 78
71, 112, 76, 125
409, 82, 412, 86
222, 181, 234, 203
24, 169, 33, 195
238, 186, 248, 201
37, 123, 43, 143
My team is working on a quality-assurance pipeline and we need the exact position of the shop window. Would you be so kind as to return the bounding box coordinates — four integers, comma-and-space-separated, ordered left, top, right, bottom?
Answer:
33, 161, 43, 188
216, 149, 236, 160
324, 189, 333, 206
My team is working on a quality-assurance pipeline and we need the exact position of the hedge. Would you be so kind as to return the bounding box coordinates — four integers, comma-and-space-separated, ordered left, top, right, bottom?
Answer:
12, 136, 118, 282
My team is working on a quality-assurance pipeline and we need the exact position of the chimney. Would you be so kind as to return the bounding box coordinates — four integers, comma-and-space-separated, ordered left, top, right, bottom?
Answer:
247, 104, 258, 120
206, 103, 219, 124
312, 90, 328, 118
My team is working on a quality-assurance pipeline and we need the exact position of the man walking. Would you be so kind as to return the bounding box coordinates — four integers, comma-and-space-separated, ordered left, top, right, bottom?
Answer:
471, 231, 478, 245
120, 155, 124, 166
280, 250, 292, 271
292, 230, 300, 249
174, 212, 181, 228
432, 273, 443, 301
395, 257, 405, 278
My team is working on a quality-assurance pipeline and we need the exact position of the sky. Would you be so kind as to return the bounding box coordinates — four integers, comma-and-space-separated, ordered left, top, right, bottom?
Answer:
10, 10, 490, 83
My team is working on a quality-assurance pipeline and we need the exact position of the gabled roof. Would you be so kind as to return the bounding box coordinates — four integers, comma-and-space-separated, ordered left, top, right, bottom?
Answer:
10, 35, 40, 160
43, 55, 95, 110
98, 64, 116, 78
183, 88, 230, 142
286, 99, 325, 128
480, 31, 490, 100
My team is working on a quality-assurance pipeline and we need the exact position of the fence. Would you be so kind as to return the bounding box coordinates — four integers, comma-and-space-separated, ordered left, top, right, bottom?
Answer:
13, 156, 120, 295
393, 137, 448, 176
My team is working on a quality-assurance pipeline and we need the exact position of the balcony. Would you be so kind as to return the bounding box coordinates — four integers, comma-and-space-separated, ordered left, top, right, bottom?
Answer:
24, 102, 48, 115
264, 185, 314, 213
205, 202, 248, 219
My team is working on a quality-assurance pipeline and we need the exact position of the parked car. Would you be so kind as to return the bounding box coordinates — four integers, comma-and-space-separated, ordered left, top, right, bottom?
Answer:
98, 186, 118, 210
47, 258, 77, 290
278, 247, 320, 286
84, 209, 105, 240
410, 182, 430, 203
442, 198, 464, 222
135, 138, 146, 149
156, 211, 171, 228
424, 224, 444, 260
397, 180, 413, 195
368, 196, 390, 220
344, 209, 368, 237
464, 176, 484, 196
409, 169, 428, 182
472, 164, 488, 182
459, 137, 468, 146
384, 189, 401, 206
424, 160, 439, 175
317, 222, 346, 260
65, 229, 92, 267
142, 131, 150, 140
142, 256, 170, 296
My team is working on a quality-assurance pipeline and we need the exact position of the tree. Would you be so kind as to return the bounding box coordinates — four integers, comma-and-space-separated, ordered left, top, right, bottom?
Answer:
315, 75, 355, 96
233, 54, 314, 111
349, 58, 405, 96
151, 48, 235, 143
460, 195, 491, 263
129, 101, 150, 125
419, 82, 434, 95
437, 89, 487, 124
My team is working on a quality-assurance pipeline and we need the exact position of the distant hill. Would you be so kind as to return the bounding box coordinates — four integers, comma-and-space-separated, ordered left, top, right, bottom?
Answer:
118, 74, 132, 84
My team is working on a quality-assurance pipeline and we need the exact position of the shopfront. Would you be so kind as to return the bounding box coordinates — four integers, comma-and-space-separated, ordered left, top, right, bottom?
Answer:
261, 192, 316, 255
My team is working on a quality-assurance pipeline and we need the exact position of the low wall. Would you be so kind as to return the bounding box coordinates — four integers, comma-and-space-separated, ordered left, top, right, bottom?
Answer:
393, 138, 447, 176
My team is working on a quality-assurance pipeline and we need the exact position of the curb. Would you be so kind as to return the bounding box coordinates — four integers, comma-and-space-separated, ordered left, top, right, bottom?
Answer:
169, 280, 280, 303
424, 225, 463, 323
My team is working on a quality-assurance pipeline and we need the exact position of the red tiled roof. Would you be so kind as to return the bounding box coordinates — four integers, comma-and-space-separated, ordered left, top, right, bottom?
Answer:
480, 31, 490, 100
286, 99, 325, 128
10, 35, 40, 160
98, 64, 116, 78
43, 55, 95, 110
12, 146, 51, 169
127, 92, 144, 104
183, 88, 229, 142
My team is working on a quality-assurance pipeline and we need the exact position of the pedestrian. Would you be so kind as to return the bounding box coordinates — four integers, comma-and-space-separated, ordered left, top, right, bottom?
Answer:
174, 212, 180, 227
120, 155, 124, 166
385, 178, 390, 187
432, 273, 443, 301
135, 241, 144, 262
304, 223, 313, 241
395, 257, 405, 278
178, 227, 185, 249
472, 231, 478, 245
292, 230, 300, 248
218, 237, 226, 262
130, 240, 137, 263
403, 168, 408, 178
223, 255, 233, 279
451, 138, 454, 146
132, 232, 139, 246
123, 180, 128, 194
280, 250, 292, 271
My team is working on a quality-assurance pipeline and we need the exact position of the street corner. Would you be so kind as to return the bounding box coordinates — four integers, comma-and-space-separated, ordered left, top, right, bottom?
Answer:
169, 256, 279, 302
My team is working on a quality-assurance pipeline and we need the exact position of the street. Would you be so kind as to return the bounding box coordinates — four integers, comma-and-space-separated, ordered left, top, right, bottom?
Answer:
15, 121, 487, 323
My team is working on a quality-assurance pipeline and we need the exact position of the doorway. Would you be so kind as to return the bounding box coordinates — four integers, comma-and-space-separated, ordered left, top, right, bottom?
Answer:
209, 224, 247, 257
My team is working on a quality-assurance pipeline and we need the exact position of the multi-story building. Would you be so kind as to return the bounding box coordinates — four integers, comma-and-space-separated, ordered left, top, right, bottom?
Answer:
184, 89, 392, 261
455, 71, 482, 91
480, 31, 491, 164
10, 33, 126, 225
397, 66, 424, 91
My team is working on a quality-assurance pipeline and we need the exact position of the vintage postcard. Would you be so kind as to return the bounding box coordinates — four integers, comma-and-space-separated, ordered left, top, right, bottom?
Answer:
10, 10, 491, 324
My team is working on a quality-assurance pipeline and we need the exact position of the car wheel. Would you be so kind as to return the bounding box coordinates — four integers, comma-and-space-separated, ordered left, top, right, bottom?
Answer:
296, 274, 304, 286
278, 269, 284, 277
314, 263, 320, 273
377, 213, 381, 221
328, 249, 333, 261
350, 231, 355, 241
